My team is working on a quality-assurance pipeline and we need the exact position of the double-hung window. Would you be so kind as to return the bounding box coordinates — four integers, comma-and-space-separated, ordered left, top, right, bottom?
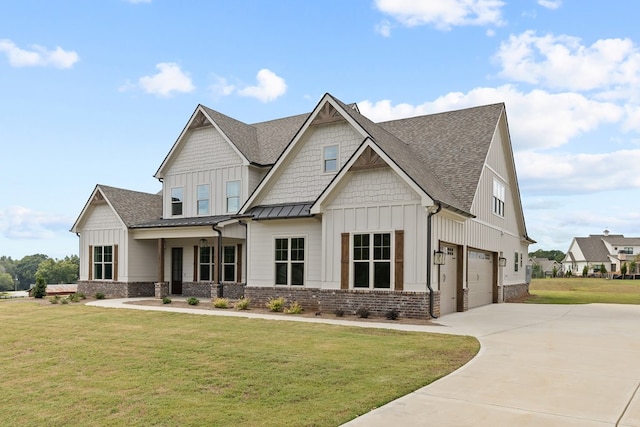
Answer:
93, 246, 113, 280
197, 184, 209, 216
226, 181, 240, 213
353, 233, 391, 289
199, 246, 215, 281
171, 187, 183, 216
275, 237, 305, 286
223, 246, 236, 282
323, 145, 338, 173
492, 179, 505, 217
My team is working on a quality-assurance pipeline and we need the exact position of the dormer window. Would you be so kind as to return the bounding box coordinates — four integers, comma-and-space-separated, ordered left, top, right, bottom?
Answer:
492, 179, 505, 217
323, 145, 338, 172
226, 181, 240, 213
171, 187, 183, 216
197, 184, 210, 216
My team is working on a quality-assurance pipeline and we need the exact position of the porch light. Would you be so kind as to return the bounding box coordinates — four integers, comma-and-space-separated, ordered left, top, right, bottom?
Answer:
498, 257, 507, 267
199, 238, 209, 249
433, 250, 445, 265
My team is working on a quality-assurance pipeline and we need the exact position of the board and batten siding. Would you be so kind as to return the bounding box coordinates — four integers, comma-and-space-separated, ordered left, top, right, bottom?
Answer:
259, 122, 363, 205
321, 167, 428, 291
246, 219, 322, 288
78, 204, 127, 281
126, 236, 158, 282
163, 126, 245, 217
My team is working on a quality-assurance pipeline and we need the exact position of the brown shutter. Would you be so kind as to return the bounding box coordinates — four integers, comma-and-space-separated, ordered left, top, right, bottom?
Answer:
193, 245, 198, 281
395, 230, 404, 291
88, 245, 93, 281
113, 244, 119, 282
341, 233, 349, 289
237, 244, 242, 283
213, 242, 219, 285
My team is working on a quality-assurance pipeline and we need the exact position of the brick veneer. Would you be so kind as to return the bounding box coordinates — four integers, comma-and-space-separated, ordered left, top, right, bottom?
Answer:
77, 281, 155, 298
503, 283, 529, 302
245, 287, 439, 319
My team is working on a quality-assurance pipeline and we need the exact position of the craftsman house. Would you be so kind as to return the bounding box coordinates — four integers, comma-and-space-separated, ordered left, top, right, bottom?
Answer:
71, 93, 534, 318
562, 231, 640, 276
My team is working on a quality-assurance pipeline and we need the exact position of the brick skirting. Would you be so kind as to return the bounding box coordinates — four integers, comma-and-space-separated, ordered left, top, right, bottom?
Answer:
77, 281, 155, 298
245, 287, 439, 319
503, 283, 529, 302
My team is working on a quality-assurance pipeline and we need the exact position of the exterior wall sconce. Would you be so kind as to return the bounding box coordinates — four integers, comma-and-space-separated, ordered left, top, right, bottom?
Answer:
434, 250, 446, 265
199, 238, 209, 249
499, 257, 507, 267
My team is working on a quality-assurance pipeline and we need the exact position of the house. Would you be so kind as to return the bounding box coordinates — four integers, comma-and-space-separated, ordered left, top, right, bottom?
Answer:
562, 230, 640, 276
71, 93, 534, 318
530, 257, 562, 278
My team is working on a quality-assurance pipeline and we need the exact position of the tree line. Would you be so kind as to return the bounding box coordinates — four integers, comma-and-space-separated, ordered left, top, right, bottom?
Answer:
0, 254, 79, 292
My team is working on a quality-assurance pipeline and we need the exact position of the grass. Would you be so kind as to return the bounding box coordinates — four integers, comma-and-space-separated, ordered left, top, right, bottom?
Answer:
527, 277, 640, 304
0, 301, 478, 427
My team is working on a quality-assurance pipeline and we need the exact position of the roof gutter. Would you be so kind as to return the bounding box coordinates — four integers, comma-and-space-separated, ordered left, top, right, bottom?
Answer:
426, 202, 442, 319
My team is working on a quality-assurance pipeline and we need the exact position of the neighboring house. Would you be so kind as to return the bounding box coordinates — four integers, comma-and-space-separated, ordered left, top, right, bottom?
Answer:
530, 257, 562, 277
71, 93, 534, 318
562, 230, 640, 276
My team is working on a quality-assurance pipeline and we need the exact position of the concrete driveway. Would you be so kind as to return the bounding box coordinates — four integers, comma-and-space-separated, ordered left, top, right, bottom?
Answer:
343, 303, 640, 426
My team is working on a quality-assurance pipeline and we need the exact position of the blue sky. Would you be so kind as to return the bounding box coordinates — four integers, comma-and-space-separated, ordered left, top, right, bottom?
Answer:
1, 0, 639, 260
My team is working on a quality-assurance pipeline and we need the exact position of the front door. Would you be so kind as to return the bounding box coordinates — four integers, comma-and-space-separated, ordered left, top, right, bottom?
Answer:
439, 245, 458, 315
171, 247, 183, 294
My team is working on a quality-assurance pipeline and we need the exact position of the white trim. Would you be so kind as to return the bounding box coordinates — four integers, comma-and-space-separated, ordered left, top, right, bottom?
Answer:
349, 231, 395, 290
322, 144, 339, 174
273, 235, 307, 286
225, 180, 241, 213
196, 183, 210, 216
170, 186, 184, 217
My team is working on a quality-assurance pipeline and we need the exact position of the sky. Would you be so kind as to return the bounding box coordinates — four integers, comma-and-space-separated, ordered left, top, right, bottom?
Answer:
1, 0, 639, 260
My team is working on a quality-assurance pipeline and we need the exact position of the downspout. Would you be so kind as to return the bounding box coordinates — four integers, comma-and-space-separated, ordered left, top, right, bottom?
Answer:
212, 224, 223, 298
426, 203, 442, 319
238, 220, 247, 285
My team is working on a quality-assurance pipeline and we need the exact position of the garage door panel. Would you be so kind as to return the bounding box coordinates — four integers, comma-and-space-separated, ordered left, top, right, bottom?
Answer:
468, 249, 493, 308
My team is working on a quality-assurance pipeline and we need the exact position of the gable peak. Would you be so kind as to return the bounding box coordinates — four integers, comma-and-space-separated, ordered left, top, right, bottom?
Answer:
310, 101, 345, 126
350, 146, 388, 171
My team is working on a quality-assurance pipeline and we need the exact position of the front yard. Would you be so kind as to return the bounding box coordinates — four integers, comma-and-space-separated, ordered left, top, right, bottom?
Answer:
0, 300, 478, 427
527, 277, 640, 304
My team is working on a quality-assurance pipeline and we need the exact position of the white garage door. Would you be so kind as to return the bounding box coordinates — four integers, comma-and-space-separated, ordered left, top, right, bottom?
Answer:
467, 249, 494, 308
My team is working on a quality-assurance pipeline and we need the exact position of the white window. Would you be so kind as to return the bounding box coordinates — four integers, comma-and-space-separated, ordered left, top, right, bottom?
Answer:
275, 237, 305, 286
199, 246, 214, 281
223, 246, 236, 282
197, 184, 209, 216
353, 233, 391, 289
323, 145, 338, 172
514, 252, 519, 272
492, 179, 505, 217
226, 181, 240, 213
93, 246, 113, 280
171, 187, 183, 216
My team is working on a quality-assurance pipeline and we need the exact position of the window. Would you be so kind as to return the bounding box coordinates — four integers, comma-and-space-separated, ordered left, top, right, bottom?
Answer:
226, 181, 240, 213
353, 233, 391, 289
197, 184, 209, 216
171, 187, 183, 216
275, 237, 305, 286
93, 246, 113, 280
199, 246, 214, 281
323, 145, 338, 172
514, 252, 519, 272
223, 246, 236, 282
621, 247, 633, 254
493, 179, 505, 217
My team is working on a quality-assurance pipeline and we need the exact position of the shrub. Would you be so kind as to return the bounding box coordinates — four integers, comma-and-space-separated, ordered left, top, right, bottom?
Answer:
334, 308, 345, 317
61, 298, 69, 305
187, 297, 200, 306
266, 297, 286, 312
77, 293, 86, 299
356, 306, 370, 319
67, 294, 80, 303
95, 292, 106, 300
213, 298, 230, 309
234, 298, 250, 310
49, 295, 61, 304
162, 297, 172, 304
33, 274, 47, 299
284, 301, 303, 314
385, 309, 400, 320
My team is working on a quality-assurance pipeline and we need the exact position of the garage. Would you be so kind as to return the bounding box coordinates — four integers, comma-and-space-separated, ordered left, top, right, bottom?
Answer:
439, 245, 458, 315
467, 249, 494, 308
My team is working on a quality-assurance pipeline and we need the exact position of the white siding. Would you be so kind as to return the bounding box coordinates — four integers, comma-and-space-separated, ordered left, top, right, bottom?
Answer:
247, 219, 322, 288
259, 122, 362, 205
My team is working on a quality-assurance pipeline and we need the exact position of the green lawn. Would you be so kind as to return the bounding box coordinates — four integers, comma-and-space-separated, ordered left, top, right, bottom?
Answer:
528, 277, 640, 304
0, 301, 478, 427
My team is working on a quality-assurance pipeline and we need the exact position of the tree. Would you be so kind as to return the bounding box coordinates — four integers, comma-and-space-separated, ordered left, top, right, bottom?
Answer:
36, 256, 79, 284
0, 272, 14, 291
32, 274, 47, 298
15, 254, 49, 290
631, 259, 638, 275
0, 256, 17, 279
599, 263, 607, 278
621, 262, 628, 277
552, 265, 558, 277
528, 249, 565, 263
582, 265, 589, 277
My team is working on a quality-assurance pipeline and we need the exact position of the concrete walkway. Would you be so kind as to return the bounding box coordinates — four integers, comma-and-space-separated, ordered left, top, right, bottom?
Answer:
88, 299, 640, 426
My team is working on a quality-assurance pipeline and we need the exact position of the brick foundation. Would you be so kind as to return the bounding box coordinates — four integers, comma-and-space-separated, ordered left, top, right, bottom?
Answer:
503, 283, 529, 302
244, 287, 438, 319
77, 281, 155, 298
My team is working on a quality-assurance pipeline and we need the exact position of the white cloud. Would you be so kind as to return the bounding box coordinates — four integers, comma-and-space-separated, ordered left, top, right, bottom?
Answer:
538, 0, 562, 10
0, 39, 79, 68
375, 20, 392, 37
0, 206, 72, 240
359, 85, 623, 150
138, 62, 195, 97
209, 75, 236, 98
494, 31, 640, 93
238, 69, 287, 102
374, 0, 505, 30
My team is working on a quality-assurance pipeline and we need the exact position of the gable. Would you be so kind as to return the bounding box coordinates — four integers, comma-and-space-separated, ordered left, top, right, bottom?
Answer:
82, 203, 123, 230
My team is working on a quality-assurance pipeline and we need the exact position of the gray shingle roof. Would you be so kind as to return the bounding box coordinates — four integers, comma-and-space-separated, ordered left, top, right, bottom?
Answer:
602, 236, 640, 246
98, 185, 162, 227
573, 236, 612, 262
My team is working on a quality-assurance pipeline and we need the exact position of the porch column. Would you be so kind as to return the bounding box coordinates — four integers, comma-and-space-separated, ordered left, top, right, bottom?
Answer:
157, 238, 165, 283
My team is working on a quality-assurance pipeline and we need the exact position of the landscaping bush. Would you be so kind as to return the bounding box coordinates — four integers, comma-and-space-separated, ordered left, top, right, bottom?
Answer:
61, 298, 69, 305
334, 308, 345, 317
162, 297, 172, 304
234, 298, 250, 310
385, 309, 400, 320
356, 307, 370, 319
187, 297, 199, 306
284, 301, 303, 314
266, 297, 286, 312
49, 295, 61, 304
33, 275, 47, 299
67, 294, 80, 303
95, 292, 106, 300
213, 298, 229, 309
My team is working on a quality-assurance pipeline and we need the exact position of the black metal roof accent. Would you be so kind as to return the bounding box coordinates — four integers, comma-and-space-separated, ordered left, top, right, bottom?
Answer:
247, 203, 313, 220
131, 215, 234, 229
